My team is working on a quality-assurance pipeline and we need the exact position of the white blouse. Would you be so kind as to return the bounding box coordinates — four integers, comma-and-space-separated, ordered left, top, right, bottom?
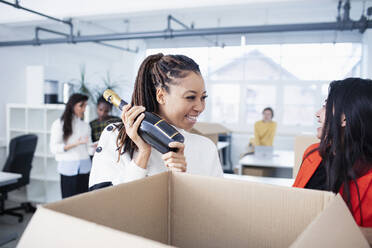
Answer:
50, 116, 94, 162
89, 123, 223, 188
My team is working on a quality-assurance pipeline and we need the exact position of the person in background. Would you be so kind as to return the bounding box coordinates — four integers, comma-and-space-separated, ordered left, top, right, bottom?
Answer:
90, 96, 121, 144
50, 93, 94, 198
253, 107, 277, 147
293, 78, 372, 227
89, 53, 223, 190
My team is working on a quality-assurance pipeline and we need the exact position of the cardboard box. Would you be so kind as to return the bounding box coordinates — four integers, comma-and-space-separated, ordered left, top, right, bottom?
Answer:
293, 135, 320, 178
240, 166, 275, 177
19, 172, 369, 247
190, 122, 230, 145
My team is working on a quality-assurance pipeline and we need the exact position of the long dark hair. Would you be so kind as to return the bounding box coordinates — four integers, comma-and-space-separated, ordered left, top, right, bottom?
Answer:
315, 77, 372, 225
116, 53, 200, 160
60, 93, 88, 142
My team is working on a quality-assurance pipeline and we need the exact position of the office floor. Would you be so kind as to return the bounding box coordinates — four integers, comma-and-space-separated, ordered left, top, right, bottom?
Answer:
0, 191, 34, 248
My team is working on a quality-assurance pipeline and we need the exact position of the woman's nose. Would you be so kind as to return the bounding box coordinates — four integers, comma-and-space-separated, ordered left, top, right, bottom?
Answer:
315, 108, 321, 118
194, 100, 204, 112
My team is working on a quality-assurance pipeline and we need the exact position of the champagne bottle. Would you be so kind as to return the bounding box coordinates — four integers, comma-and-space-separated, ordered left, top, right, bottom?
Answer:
103, 89, 184, 154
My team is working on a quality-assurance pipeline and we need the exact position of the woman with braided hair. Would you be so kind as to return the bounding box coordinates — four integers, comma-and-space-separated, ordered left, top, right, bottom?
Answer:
89, 54, 223, 190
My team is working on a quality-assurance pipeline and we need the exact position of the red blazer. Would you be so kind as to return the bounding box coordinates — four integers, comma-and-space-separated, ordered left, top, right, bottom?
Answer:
293, 143, 372, 227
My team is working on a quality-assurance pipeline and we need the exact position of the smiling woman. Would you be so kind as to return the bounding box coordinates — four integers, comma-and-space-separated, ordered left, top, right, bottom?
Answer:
156, 71, 207, 130
293, 78, 372, 227
89, 53, 223, 190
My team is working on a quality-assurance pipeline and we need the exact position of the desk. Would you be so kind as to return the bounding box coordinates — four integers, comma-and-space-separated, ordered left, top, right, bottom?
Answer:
238, 150, 294, 178
217, 141, 229, 150
0, 171, 21, 187
217, 141, 229, 168
224, 173, 294, 187
217, 140, 233, 172
0, 171, 22, 246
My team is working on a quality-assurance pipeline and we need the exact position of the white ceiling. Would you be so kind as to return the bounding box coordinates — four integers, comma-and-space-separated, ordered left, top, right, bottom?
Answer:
0, 0, 335, 23
0, 0, 370, 45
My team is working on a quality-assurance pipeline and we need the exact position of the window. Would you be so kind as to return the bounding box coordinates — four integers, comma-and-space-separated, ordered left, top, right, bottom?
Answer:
283, 85, 317, 126
147, 42, 361, 133
245, 85, 276, 124
210, 84, 240, 124
280, 43, 361, 80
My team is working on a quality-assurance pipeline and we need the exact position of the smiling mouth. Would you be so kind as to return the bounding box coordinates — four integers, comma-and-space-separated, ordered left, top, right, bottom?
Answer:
186, 115, 198, 122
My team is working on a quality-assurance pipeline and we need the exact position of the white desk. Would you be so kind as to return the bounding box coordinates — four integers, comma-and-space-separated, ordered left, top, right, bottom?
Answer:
224, 173, 294, 187
238, 150, 294, 177
0, 171, 21, 187
217, 141, 232, 171
0, 171, 22, 246
217, 141, 229, 150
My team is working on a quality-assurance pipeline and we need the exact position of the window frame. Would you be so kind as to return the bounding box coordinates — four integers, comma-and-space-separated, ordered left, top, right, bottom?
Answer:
204, 79, 328, 135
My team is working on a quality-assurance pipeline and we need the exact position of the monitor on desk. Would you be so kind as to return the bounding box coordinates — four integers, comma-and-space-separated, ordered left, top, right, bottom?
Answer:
254, 146, 274, 158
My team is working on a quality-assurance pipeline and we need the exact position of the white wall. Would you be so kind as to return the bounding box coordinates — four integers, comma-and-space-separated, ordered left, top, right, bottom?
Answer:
1, 0, 371, 158
362, 29, 372, 79
0, 42, 140, 142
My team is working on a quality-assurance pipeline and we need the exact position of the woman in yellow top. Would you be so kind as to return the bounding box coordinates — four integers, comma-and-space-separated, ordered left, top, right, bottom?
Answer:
253, 107, 277, 146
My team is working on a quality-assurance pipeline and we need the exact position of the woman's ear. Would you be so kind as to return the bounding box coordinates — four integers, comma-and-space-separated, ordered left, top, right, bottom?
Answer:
156, 88, 166, 105
341, 114, 346, 127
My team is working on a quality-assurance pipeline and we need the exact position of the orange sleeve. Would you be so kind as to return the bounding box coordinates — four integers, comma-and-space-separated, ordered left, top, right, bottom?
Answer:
348, 174, 372, 227
293, 143, 321, 188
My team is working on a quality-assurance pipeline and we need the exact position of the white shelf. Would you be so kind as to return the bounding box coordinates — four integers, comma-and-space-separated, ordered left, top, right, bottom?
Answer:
26, 180, 46, 203
46, 109, 63, 130
10, 128, 26, 133
9, 130, 27, 140
35, 152, 46, 157
7, 104, 65, 204
9, 108, 26, 130
28, 130, 48, 134
28, 108, 45, 131
30, 174, 45, 181
46, 158, 60, 182
7, 104, 28, 109
28, 195, 46, 204
45, 181, 61, 203
45, 176, 60, 182
8, 103, 65, 109
35, 152, 54, 158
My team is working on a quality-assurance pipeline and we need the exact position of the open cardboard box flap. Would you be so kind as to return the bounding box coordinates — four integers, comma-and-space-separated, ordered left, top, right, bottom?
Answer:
190, 122, 231, 135
18, 172, 369, 248
189, 122, 230, 144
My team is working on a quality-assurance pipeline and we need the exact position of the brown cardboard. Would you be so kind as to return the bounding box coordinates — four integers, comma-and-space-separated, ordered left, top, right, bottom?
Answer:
18, 207, 169, 248
18, 172, 369, 248
46, 172, 169, 243
290, 194, 369, 247
171, 173, 334, 248
293, 135, 319, 178
360, 227, 372, 246
190, 122, 230, 144
241, 166, 276, 177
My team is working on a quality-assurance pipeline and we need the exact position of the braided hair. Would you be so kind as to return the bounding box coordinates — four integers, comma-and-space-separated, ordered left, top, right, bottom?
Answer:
115, 53, 200, 160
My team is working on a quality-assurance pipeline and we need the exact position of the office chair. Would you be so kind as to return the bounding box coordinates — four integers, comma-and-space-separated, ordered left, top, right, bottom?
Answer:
0, 134, 38, 222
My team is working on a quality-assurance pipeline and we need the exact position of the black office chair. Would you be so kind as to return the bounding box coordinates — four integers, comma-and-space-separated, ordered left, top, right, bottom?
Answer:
0, 134, 38, 222
219, 133, 234, 174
